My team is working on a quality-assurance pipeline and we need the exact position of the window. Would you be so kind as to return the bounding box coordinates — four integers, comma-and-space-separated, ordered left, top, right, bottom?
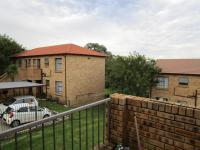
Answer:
27, 59, 31, 67
33, 59, 40, 68
46, 80, 50, 87
24, 98, 34, 104
55, 58, 62, 71
44, 58, 49, 67
33, 59, 37, 67
29, 106, 36, 112
5, 107, 14, 113
156, 76, 168, 89
179, 77, 189, 85
13, 99, 25, 104
55, 81, 62, 94
18, 107, 28, 112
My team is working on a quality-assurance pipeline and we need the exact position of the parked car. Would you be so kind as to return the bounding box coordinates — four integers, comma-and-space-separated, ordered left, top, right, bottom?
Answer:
0, 96, 38, 117
2, 103, 51, 127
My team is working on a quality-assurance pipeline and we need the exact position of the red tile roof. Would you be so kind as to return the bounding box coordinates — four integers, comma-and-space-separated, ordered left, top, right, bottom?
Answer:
14, 44, 106, 58
156, 59, 200, 75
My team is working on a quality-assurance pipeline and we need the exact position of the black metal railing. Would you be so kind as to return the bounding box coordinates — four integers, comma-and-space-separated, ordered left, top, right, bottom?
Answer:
0, 98, 110, 150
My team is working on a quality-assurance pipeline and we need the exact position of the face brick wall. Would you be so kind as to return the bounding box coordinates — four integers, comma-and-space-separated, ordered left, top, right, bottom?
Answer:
108, 93, 200, 150
151, 74, 200, 107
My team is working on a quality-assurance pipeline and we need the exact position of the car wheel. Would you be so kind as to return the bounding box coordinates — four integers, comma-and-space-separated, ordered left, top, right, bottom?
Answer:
43, 114, 50, 118
11, 120, 20, 128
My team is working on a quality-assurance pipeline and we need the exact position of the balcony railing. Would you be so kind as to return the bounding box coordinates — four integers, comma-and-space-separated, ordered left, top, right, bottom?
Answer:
0, 98, 110, 150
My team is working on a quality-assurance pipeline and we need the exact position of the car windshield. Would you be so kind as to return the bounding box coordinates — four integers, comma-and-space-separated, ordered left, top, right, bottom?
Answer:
5, 107, 13, 113
3, 97, 16, 106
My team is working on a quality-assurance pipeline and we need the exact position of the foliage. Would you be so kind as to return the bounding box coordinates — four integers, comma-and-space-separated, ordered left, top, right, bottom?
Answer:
85, 43, 160, 97
84, 43, 112, 56
6, 64, 18, 81
0, 34, 24, 75
106, 53, 161, 97
85, 43, 107, 53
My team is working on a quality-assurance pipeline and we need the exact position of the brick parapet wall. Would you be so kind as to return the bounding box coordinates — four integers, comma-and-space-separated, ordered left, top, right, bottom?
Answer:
108, 93, 200, 150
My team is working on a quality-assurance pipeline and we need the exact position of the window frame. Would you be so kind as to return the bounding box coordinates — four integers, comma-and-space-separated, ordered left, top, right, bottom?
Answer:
55, 81, 63, 95
178, 76, 189, 86
55, 58, 62, 72
44, 57, 49, 67
27, 59, 31, 67
33, 59, 40, 69
156, 76, 169, 89
33, 59, 37, 68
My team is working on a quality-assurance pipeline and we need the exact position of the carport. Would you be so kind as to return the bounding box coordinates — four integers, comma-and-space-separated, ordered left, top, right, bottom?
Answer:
0, 81, 46, 101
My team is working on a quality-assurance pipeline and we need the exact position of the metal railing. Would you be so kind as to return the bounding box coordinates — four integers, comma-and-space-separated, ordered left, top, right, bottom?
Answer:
0, 98, 111, 150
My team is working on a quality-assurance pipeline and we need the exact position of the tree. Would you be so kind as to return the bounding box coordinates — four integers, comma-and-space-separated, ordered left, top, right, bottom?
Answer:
84, 43, 112, 56
85, 43, 107, 53
0, 34, 24, 75
6, 64, 18, 81
106, 53, 161, 97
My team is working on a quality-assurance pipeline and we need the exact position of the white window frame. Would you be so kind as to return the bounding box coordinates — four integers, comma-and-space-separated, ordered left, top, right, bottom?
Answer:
156, 76, 169, 89
44, 58, 49, 67
27, 59, 31, 67
55, 58, 62, 71
33, 59, 40, 68
55, 81, 62, 95
179, 76, 189, 86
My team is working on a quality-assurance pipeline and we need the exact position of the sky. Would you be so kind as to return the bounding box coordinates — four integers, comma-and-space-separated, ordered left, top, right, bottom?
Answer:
0, 0, 200, 58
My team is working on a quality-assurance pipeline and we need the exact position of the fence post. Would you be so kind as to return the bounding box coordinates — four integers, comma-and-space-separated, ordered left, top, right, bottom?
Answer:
35, 105, 37, 121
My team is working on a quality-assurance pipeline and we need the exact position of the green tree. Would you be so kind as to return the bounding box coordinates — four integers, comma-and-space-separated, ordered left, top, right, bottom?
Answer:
106, 53, 161, 97
6, 64, 18, 81
0, 34, 24, 75
84, 43, 112, 56
85, 43, 107, 53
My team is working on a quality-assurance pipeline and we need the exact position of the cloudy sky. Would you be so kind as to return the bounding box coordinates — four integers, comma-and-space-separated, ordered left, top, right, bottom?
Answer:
0, 0, 200, 58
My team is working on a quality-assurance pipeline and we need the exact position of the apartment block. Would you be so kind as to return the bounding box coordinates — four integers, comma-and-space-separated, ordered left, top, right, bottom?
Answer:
151, 59, 200, 107
13, 44, 106, 106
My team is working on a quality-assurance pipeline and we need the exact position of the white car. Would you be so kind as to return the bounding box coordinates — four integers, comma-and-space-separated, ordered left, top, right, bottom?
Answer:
2, 103, 51, 127
0, 96, 38, 116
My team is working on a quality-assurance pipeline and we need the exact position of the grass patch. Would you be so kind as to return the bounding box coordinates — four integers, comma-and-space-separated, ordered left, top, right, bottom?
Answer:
1, 105, 106, 150
38, 100, 70, 113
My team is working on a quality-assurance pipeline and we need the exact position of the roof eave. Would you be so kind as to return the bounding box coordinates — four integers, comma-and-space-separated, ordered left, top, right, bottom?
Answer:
14, 53, 107, 58
160, 72, 200, 76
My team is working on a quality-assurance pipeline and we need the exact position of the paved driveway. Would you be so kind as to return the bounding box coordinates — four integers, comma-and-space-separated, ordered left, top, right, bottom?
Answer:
0, 120, 10, 133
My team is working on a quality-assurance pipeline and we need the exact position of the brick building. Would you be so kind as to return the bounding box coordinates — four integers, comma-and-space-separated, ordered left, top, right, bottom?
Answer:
11, 43, 106, 106
151, 59, 200, 107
